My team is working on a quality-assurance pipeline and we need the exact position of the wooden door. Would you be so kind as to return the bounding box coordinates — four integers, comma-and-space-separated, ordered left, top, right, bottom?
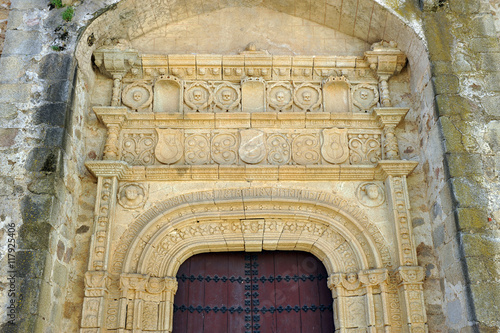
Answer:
173, 251, 334, 333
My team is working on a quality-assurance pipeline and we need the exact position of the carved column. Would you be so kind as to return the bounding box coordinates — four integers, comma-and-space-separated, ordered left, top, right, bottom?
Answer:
81, 271, 108, 333
359, 269, 390, 332
93, 107, 128, 160
374, 108, 408, 160
328, 273, 369, 333
161, 277, 179, 333
379, 161, 426, 332
397, 267, 427, 333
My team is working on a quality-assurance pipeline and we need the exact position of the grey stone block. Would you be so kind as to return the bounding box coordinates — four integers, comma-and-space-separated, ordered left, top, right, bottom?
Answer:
36, 103, 68, 127
0, 55, 30, 83
26, 147, 61, 172
10, 0, 47, 10
2, 30, 42, 56
39, 54, 75, 82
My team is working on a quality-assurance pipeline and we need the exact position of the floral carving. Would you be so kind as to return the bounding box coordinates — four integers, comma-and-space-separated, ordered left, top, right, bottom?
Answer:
292, 134, 320, 165
348, 134, 381, 165
121, 132, 156, 165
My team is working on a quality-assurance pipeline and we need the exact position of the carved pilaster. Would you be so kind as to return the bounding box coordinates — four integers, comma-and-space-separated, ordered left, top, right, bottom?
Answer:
162, 277, 178, 333
80, 271, 109, 332
396, 266, 427, 333
328, 273, 368, 332
375, 108, 408, 160
88, 176, 118, 271
379, 162, 418, 267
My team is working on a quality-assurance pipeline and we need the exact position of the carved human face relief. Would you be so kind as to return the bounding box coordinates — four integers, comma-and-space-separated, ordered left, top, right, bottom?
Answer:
356, 182, 385, 207
118, 183, 147, 209
193, 89, 202, 101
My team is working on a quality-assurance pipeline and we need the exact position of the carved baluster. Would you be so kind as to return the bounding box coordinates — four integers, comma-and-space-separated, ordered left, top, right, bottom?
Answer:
374, 108, 408, 160
93, 108, 128, 161
379, 76, 391, 107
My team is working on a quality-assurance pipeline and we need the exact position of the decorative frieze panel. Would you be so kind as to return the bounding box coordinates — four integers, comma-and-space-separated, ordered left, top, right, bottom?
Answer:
118, 128, 382, 166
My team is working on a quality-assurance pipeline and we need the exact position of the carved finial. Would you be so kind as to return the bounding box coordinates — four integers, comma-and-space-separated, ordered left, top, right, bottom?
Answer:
247, 42, 257, 51
240, 43, 269, 55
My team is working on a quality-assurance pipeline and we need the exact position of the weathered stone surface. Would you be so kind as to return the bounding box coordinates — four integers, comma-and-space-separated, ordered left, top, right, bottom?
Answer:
2, 30, 42, 55
0, 128, 18, 147
26, 147, 60, 172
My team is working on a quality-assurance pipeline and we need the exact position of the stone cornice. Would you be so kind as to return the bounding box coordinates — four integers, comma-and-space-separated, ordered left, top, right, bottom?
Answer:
84, 160, 418, 181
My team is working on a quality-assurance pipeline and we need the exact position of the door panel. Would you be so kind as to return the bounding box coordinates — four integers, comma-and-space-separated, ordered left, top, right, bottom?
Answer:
173, 251, 334, 333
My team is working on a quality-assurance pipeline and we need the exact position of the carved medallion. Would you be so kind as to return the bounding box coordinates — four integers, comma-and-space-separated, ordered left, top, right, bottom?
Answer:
211, 132, 238, 164
268, 82, 293, 111
122, 82, 153, 111
184, 82, 212, 111
356, 182, 385, 207
185, 133, 210, 165
118, 183, 147, 209
267, 134, 290, 165
214, 82, 240, 112
292, 134, 320, 165
155, 129, 183, 164
239, 129, 266, 164
352, 84, 379, 112
294, 82, 321, 112
321, 128, 349, 164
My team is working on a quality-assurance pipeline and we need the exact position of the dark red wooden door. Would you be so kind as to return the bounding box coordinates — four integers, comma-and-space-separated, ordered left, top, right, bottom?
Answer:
173, 251, 334, 333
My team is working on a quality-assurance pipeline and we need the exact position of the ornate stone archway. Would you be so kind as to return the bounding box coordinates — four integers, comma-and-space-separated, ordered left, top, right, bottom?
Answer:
77, 2, 429, 331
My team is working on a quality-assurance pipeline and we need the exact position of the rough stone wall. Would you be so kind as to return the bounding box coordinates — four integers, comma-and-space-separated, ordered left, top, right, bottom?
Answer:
0, 1, 10, 55
422, 0, 500, 331
0, 0, 499, 332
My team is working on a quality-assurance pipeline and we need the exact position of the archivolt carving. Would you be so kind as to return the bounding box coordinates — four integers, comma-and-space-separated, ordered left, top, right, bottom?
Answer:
110, 187, 392, 279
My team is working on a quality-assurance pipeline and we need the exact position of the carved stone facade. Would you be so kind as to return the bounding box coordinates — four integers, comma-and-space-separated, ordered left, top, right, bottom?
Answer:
78, 41, 429, 333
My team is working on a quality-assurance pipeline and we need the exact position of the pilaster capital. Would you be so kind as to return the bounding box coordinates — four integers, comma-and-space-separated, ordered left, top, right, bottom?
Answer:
85, 161, 130, 179
377, 160, 419, 178
396, 266, 425, 285
374, 108, 409, 127
359, 268, 389, 287
364, 41, 407, 79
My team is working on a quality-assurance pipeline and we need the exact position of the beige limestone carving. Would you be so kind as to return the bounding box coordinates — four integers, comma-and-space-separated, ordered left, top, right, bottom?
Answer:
321, 128, 349, 164
83, 44, 429, 333
117, 183, 147, 209
356, 182, 385, 207
155, 129, 183, 164
121, 81, 153, 112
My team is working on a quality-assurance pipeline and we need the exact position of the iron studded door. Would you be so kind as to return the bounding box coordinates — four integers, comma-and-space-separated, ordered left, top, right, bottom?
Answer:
173, 251, 334, 333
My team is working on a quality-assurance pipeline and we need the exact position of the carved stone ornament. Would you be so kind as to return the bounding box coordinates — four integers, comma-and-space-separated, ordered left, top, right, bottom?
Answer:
214, 82, 241, 112
268, 82, 293, 111
356, 182, 385, 207
321, 128, 349, 164
352, 84, 379, 112
239, 129, 266, 164
397, 266, 425, 284
294, 82, 322, 112
118, 183, 147, 209
155, 129, 184, 164
184, 82, 212, 111
121, 82, 153, 111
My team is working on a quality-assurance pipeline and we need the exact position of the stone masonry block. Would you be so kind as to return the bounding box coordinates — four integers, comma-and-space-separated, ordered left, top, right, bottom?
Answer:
17, 250, 48, 279
465, 256, 499, 282
10, 0, 47, 9
433, 74, 460, 95
39, 53, 75, 82
439, 117, 466, 153
2, 30, 42, 55
435, 94, 480, 119
484, 72, 500, 92
449, 0, 480, 14
35, 103, 69, 128
462, 232, 500, 257
485, 120, 500, 152
445, 153, 483, 177
457, 207, 489, 231
0, 83, 31, 103
46, 80, 72, 103
26, 147, 61, 172
469, 37, 500, 53
480, 53, 500, 71
0, 128, 18, 147
450, 177, 488, 208
0, 55, 29, 83
480, 94, 500, 117
470, 282, 500, 325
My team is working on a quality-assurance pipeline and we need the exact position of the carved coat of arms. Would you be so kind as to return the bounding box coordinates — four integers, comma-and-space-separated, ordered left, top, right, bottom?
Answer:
239, 129, 266, 164
155, 129, 183, 164
321, 128, 349, 164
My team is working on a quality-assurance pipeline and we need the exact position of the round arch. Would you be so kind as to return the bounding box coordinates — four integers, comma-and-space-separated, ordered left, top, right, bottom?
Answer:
111, 187, 393, 278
